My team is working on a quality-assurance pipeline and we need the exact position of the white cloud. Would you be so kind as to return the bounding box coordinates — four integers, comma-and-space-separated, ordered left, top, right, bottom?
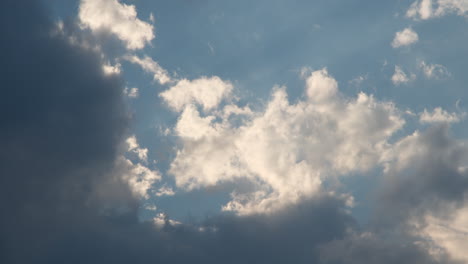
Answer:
437, 0, 468, 16
392, 28, 419, 48
160, 76, 233, 112
79, 0, 154, 50
126, 135, 148, 162
419, 61, 450, 79
305, 68, 338, 103
102, 61, 122, 76
120, 158, 160, 199
392, 66, 416, 85
416, 204, 468, 263
419, 107, 464, 123
407, 0, 468, 19
124, 55, 171, 85
119, 136, 160, 199
124, 87, 139, 98
166, 69, 404, 215
407, 0, 434, 19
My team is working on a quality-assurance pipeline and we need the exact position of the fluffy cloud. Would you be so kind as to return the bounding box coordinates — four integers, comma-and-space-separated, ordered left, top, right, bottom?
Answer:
419, 107, 464, 124
166, 69, 404, 214
407, 0, 434, 19
79, 0, 154, 50
392, 28, 419, 48
392, 65, 416, 85
4, 1, 468, 263
124, 55, 171, 84
418, 205, 468, 263
407, 0, 468, 20
419, 61, 451, 79
160, 76, 234, 112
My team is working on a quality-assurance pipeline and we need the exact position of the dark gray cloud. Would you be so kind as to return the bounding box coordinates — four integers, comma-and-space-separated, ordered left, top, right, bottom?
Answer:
374, 124, 468, 229
0, 1, 460, 263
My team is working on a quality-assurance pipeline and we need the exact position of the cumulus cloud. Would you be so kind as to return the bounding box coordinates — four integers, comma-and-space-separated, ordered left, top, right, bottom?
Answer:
160, 76, 234, 112
124, 55, 171, 84
167, 69, 404, 214
392, 28, 419, 48
79, 0, 154, 50
407, 0, 434, 19
419, 107, 464, 124
419, 61, 451, 79
392, 65, 416, 85
407, 0, 468, 19
4, 1, 468, 263
418, 205, 468, 263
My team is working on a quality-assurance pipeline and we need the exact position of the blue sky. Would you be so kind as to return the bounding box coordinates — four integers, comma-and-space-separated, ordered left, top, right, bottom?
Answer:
58, 0, 468, 222
60, 0, 468, 234
3, 0, 468, 263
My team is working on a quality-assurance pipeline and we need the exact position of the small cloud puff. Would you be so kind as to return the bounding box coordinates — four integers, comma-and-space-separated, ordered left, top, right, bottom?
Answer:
392, 28, 419, 48
392, 66, 416, 85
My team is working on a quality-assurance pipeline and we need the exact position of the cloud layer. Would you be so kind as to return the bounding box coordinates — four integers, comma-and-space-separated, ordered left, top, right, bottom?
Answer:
2, 1, 468, 264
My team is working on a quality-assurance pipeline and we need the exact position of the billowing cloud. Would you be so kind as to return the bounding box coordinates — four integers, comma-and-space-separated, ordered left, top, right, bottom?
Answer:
407, 0, 434, 19
392, 28, 419, 48
417, 205, 468, 263
419, 107, 464, 124
407, 0, 468, 20
167, 69, 404, 214
3, 1, 468, 263
160, 76, 234, 112
79, 0, 154, 50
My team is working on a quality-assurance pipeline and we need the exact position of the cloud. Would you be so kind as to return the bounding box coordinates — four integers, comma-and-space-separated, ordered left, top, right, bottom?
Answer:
419, 107, 464, 124
167, 69, 404, 214
392, 28, 419, 48
78, 0, 154, 50
376, 125, 468, 228
2, 1, 467, 263
419, 61, 451, 79
417, 205, 468, 263
407, 0, 468, 19
124, 87, 139, 98
407, 0, 434, 19
160, 76, 234, 112
392, 65, 416, 85
126, 135, 148, 162
124, 55, 171, 85
102, 61, 122, 75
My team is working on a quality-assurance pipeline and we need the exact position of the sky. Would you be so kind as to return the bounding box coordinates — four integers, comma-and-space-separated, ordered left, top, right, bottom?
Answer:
2, 0, 468, 263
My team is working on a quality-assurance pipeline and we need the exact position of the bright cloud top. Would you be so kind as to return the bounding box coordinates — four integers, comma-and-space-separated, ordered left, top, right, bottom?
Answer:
392, 28, 419, 48
419, 107, 464, 123
407, 0, 468, 20
163, 69, 404, 214
160, 76, 234, 112
79, 0, 154, 50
